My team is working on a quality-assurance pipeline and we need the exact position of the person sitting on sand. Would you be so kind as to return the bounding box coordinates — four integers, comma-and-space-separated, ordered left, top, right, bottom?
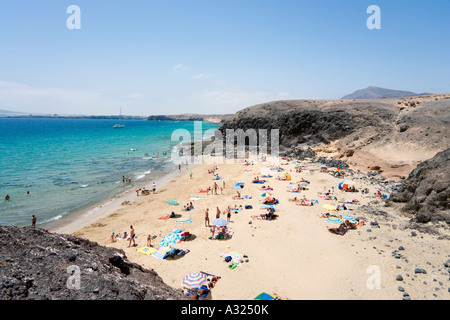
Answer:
232, 191, 242, 200
147, 234, 153, 247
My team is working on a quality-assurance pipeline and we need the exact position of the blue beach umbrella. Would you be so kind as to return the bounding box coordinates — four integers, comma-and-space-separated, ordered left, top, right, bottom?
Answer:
254, 292, 275, 300
211, 218, 229, 227
160, 233, 181, 247
166, 200, 179, 206
325, 217, 342, 224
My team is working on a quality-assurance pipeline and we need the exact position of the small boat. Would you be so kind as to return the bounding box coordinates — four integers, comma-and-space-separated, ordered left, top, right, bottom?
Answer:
113, 108, 125, 128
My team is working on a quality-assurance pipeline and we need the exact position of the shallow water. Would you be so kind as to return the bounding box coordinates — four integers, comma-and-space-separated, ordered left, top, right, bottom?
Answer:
0, 118, 219, 227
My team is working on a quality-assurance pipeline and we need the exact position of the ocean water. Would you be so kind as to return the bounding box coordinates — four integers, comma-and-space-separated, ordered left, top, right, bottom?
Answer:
0, 118, 220, 227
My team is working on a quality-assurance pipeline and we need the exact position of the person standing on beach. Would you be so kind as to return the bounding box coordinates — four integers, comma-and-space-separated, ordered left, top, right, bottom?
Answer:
31, 215, 36, 227
152, 182, 156, 194
128, 225, 135, 247
216, 207, 221, 219
179, 164, 181, 172
205, 208, 210, 227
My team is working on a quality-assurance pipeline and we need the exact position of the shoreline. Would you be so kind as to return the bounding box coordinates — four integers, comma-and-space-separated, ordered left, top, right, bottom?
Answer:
47, 161, 185, 235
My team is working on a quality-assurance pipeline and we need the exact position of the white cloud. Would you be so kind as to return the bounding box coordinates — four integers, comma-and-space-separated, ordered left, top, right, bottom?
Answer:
192, 73, 214, 79
172, 63, 188, 71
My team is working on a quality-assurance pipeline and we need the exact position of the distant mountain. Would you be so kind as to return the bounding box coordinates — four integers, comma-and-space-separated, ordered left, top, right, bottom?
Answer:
341, 86, 432, 99
0, 109, 27, 117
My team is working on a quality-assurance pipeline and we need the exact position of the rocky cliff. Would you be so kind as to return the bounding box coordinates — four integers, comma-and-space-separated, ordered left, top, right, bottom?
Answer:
218, 94, 450, 178
388, 148, 450, 224
0, 226, 188, 300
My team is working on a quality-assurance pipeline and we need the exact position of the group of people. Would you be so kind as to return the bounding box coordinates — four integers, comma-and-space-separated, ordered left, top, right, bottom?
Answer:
122, 176, 132, 184
183, 202, 194, 211
111, 225, 136, 247
135, 182, 157, 196
184, 274, 219, 300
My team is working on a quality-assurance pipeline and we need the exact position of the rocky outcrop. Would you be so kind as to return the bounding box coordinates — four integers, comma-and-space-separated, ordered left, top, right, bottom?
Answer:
218, 99, 398, 151
388, 148, 450, 223
218, 95, 450, 178
0, 226, 188, 300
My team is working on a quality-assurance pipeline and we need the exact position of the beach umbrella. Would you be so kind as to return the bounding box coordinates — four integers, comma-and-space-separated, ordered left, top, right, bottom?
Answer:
166, 200, 179, 206
341, 213, 354, 220
261, 192, 272, 197
254, 292, 275, 300
159, 232, 181, 247
325, 217, 342, 224
189, 196, 202, 201
211, 218, 229, 227
181, 272, 208, 289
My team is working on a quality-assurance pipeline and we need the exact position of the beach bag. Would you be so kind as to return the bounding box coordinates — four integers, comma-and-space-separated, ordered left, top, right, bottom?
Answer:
245, 205, 253, 209
225, 256, 232, 262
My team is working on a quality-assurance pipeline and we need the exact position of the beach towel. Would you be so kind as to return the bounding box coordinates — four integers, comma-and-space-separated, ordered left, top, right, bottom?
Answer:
136, 246, 157, 255
175, 218, 192, 225
152, 250, 169, 260
199, 189, 209, 193
158, 214, 170, 220
220, 251, 243, 265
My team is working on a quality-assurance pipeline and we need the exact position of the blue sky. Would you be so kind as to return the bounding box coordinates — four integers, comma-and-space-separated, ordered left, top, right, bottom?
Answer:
0, 0, 449, 116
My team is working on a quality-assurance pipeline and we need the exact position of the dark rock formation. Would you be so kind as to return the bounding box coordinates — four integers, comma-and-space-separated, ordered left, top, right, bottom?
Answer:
388, 148, 450, 223
0, 226, 188, 300
218, 100, 397, 150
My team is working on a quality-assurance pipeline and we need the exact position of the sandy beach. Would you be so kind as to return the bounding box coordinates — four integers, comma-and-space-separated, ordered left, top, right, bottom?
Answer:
50, 155, 450, 300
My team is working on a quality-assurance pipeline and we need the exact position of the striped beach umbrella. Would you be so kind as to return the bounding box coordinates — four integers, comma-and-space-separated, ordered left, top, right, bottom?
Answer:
325, 217, 342, 224
181, 272, 208, 289
159, 232, 181, 248
341, 213, 354, 220
261, 193, 272, 197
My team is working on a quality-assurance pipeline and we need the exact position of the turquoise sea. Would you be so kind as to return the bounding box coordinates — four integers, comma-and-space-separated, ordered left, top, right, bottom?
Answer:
0, 118, 220, 228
